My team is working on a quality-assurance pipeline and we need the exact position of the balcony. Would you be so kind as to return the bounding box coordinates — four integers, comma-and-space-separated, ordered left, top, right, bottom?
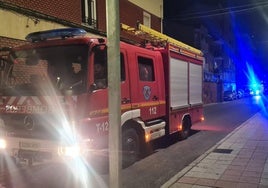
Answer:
82, 17, 97, 29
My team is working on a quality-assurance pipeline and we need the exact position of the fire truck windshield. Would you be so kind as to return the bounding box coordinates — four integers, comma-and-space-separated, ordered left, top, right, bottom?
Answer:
1, 45, 88, 96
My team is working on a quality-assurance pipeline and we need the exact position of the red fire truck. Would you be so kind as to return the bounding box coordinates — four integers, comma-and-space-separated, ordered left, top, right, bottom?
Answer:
0, 24, 204, 167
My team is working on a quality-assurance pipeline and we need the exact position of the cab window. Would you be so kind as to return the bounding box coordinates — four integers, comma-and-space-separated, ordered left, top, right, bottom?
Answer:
93, 48, 126, 89
138, 56, 155, 81
94, 46, 107, 89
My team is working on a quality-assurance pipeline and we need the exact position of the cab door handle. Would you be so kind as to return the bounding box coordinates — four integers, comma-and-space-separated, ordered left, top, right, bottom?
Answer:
121, 98, 131, 104
152, 96, 158, 101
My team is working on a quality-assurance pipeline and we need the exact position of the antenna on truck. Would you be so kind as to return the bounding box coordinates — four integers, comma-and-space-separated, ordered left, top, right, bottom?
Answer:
121, 23, 203, 56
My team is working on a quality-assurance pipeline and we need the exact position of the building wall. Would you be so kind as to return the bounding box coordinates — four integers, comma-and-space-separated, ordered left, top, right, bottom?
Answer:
0, 36, 25, 48
203, 82, 219, 104
121, 0, 161, 31
0, 0, 162, 48
97, 0, 161, 33
128, 0, 163, 17
0, 9, 66, 42
0, 0, 84, 48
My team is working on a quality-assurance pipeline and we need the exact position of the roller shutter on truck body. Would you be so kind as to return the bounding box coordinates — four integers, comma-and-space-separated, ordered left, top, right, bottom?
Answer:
167, 49, 203, 135
189, 63, 202, 106
170, 57, 188, 109
169, 56, 203, 110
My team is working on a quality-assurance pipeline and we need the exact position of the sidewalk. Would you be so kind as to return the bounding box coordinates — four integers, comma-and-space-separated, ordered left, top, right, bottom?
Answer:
162, 111, 268, 188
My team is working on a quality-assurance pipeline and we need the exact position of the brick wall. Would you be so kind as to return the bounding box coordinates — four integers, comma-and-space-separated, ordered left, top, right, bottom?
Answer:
0, 36, 47, 86
2, 0, 82, 24
0, 36, 26, 48
12, 61, 48, 86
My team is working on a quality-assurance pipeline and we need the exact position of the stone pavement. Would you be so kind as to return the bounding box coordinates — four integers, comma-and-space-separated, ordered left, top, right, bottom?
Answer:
162, 111, 268, 188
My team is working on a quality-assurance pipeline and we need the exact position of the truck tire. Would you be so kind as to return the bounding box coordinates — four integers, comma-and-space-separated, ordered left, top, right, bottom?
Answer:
179, 118, 191, 140
122, 128, 140, 168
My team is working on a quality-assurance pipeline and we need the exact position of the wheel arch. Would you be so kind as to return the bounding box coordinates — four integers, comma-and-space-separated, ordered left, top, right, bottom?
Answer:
182, 113, 192, 128
121, 109, 144, 135
121, 109, 146, 143
178, 113, 192, 140
122, 119, 145, 143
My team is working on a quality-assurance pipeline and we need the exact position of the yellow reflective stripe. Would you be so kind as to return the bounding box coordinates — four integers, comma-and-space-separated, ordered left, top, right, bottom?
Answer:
89, 101, 166, 117
132, 100, 166, 108
159, 100, 166, 105
89, 104, 132, 116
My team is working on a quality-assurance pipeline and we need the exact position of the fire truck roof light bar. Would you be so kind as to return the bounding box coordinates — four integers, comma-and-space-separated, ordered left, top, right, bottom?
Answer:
25, 28, 87, 42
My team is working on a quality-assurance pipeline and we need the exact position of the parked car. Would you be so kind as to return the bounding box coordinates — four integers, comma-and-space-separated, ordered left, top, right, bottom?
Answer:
236, 89, 245, 99
224, 90, 237, 101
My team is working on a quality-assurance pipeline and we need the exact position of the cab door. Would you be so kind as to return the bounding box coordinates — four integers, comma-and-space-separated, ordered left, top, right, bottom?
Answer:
130, 52, 165, 121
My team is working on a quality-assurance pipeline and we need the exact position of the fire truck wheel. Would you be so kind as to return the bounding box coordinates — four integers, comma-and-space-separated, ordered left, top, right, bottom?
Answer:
179, 118, 191, 140
122, 128, 140, 168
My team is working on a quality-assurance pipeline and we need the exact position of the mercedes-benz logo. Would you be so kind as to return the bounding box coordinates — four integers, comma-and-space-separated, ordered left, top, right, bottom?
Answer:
23, 116, 35, 131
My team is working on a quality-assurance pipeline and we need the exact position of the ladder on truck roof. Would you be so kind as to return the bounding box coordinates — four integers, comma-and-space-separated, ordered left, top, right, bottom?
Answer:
121, 23, 203, 56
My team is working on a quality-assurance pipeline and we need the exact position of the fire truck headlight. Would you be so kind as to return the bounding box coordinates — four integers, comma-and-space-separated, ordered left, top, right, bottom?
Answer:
0, 138, 7, 149
58, 144, 82, 158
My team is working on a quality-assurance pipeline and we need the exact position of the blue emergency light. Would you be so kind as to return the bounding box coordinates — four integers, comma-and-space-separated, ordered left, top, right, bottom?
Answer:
25, 28, 87, 42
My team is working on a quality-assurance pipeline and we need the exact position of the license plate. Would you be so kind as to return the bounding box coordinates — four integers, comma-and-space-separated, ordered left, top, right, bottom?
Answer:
19, 141, 40, 150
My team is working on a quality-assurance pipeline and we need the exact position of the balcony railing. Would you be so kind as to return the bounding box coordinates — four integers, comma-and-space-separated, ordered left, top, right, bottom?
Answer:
82, 17, 97, 29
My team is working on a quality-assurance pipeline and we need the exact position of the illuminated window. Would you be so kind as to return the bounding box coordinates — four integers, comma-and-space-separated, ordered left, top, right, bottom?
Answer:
138, 56, 154, 82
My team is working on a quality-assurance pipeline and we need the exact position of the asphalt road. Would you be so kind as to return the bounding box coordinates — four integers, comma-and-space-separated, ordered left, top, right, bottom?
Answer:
1, 96, 263, 188
120, 96, 262, 188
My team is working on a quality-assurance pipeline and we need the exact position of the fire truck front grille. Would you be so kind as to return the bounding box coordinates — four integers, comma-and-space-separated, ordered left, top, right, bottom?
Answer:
1, 114, 62, 140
